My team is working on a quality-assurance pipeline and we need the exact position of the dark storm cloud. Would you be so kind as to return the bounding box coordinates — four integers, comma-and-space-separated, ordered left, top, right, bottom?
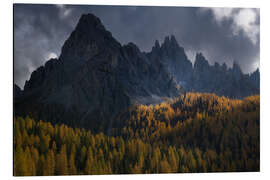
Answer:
14, 4, 260, 88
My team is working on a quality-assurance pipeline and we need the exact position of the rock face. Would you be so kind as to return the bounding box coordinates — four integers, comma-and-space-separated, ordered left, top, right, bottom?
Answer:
250, 68, 260, 88
14, 13, 259, 132
147, 35, 193, 89
15, 13, 182, 132
189, 54, 259, 98
148, 38, 260, 99
14, 84, 22, 98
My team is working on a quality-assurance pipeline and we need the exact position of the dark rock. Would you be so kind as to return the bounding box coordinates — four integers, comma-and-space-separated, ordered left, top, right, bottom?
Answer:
250, 68, 260, 88
194, 53, 210, 72
14, 84, 22, 98
148, 35, 193, 89
221, 63, 227, 71
231, 61, 243, 81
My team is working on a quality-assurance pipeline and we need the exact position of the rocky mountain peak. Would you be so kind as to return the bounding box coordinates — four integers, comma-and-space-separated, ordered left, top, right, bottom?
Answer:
232, 61, 242, 72
163, 36, 170, 46
221, 62, 227, 71
251, 68, 260, 79
194, 53, 210, 70
170, 35, 179, 47
154, 40, 161, 49
158, 35, 188, 62
123, 42, 141, 56
161, 35, 180, 50
60, 13, 121, 62
150, 40, 161, 55
76, 13, 105, 32
254, 68, 260, 74
231, 61, 243, 80
250, 67, 260, 88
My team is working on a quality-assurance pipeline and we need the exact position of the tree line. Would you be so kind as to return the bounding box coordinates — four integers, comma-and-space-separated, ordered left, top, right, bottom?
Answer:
14, 93, 260, 175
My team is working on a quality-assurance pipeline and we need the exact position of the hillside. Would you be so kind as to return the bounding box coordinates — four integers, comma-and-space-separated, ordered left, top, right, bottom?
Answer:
14, 93, 260, 175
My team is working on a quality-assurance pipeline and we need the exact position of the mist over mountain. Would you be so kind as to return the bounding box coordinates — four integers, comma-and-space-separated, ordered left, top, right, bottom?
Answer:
14, 13, 259, 132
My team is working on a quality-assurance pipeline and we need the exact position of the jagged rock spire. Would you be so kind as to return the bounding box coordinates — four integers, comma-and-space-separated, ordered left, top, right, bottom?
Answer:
222, 62, 227, 71
232, 60, 243, 80
154, 40, 160, 49
170, 35, 179, 47
194, 53, 209, 70
60, 13, 121, 62
161, 35, 180, 49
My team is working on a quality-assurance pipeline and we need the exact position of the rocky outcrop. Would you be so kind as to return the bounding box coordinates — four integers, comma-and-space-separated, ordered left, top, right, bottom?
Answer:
250, 68, 260, 88
147, 35, 193, 89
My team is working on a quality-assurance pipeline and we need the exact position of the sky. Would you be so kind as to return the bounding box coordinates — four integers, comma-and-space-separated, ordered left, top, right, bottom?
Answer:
14, 4, 260, 88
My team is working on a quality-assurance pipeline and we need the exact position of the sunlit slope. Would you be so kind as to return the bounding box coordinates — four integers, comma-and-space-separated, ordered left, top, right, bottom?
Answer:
14, 93, 259, 175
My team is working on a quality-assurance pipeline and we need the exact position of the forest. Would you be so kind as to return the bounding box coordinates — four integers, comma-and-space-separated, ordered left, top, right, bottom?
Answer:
14, 93, 260, 175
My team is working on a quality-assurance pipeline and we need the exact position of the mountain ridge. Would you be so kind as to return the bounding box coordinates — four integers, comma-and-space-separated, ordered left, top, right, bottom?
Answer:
14, 13, 259, 132
15, 13, 183, 132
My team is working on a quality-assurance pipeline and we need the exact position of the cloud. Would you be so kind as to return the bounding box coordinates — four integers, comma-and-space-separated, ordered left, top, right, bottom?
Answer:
203, 8, 259, 45
45, 52, 58, 60
14, 4, 75, 88
56, 4, 73, 19
206, 8, 234, 22
232, 9, 259, 45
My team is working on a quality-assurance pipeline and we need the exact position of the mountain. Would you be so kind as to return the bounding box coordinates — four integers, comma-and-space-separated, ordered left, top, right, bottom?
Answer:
189, 55, 260, 98
148, 37, 259, 98
147, 35, 193, 89
14, 13, 259, 132
15, 14, 182, 132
